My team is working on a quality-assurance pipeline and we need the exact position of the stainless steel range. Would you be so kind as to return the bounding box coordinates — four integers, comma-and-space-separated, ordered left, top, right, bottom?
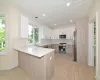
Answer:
59, 43, 66, 54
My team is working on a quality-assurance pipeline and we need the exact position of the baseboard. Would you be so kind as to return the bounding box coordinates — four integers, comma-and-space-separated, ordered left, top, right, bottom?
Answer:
95, 76, 100, 80
0, 65, 19, 70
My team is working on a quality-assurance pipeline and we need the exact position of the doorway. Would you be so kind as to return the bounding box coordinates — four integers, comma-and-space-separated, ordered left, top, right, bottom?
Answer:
88, 20, 96, 67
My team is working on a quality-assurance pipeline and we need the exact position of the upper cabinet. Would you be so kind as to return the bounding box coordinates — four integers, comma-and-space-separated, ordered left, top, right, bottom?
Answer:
42, 27, 54, 39
20, 15, 29, 38
54, 27, 75, 39
54, 29, 60, 39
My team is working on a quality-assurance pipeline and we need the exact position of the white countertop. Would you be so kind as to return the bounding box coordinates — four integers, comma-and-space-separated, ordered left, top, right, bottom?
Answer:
13, 45, 55, 58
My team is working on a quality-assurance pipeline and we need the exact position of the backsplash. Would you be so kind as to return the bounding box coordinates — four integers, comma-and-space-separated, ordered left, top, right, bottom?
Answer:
41, 39, 74, 45
13, 38, 28, 47
41, 39, 52, 44
14, 38, 74, 47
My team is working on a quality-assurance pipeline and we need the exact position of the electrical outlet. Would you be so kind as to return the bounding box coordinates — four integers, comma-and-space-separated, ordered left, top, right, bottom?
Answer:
50, 57, 52, 60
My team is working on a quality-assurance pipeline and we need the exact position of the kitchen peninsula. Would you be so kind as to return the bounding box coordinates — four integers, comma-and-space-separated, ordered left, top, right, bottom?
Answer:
14, 45, 55, 80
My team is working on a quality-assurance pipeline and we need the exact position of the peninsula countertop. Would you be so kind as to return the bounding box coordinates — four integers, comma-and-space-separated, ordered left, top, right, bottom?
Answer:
13, 45, 55, 58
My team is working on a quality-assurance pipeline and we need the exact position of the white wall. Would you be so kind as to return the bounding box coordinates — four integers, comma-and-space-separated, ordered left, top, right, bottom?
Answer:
88, 1, 96, 22
76, 17, 89, 65
96, 0, 100, 79
0, 6, 20, 70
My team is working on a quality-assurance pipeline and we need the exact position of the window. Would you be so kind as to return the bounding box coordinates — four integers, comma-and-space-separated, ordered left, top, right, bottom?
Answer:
34, 27, 39, 43
28, 25, 39, 44
28, 25, 34, 43
0, 16, 5, 52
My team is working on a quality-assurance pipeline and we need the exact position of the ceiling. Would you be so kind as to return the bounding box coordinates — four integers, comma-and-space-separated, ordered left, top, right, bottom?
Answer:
15, 0, 93, 27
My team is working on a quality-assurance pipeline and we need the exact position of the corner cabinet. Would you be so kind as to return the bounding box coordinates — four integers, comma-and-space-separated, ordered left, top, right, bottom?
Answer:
20, 15, 29, 38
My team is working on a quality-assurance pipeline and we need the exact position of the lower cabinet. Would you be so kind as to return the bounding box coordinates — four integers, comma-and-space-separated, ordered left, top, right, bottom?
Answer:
18, 51, 54, 80
54, 44, 59, 53
43, 44, 74, 54
47, 44, 59, 53
45, 52, 54, 80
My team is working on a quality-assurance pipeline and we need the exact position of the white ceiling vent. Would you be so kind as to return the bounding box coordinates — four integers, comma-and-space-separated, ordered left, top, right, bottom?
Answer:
73, 0, 84, 3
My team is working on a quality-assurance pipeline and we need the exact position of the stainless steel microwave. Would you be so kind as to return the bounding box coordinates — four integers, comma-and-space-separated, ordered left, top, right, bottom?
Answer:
59, 35, 66, 39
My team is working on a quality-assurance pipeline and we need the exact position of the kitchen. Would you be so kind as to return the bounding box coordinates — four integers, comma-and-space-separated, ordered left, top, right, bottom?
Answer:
18, 15, 75, 56
35, 24, 75, 55
0, 0, 95, 80
12, 15, 76, 80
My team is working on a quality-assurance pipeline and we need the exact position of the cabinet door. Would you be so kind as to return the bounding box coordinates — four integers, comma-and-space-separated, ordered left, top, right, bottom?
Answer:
53, 44, 59, 53
54, 29, 59, 39
51, 44, 54, 49
48, 45, 51, 48
18, 52, 32, 77
46, 52, 54, 80
20, 15, 29, 38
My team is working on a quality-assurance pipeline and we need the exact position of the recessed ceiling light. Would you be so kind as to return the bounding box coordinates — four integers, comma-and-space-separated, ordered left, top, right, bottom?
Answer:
35, 17, 38, 18
43, 14, 46, 16
70, 20, 72, 22
54, 24, 57, 26
66, 3, 71, 7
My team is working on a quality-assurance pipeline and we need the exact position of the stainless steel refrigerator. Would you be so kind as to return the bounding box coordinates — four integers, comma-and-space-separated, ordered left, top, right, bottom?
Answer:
73, 30, 77, 61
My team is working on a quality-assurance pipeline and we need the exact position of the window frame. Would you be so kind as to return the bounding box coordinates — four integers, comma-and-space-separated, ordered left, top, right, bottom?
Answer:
28, 24, 40, 44
34, 27, 39, 44
0, 15, 6, 54
28, 24, 34, 44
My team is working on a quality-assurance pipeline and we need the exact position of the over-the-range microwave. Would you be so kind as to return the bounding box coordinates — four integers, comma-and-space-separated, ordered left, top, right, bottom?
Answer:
59, 35, 66, 39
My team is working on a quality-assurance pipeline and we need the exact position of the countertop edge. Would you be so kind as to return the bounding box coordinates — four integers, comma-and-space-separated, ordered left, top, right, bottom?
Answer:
13, 47, 55, 58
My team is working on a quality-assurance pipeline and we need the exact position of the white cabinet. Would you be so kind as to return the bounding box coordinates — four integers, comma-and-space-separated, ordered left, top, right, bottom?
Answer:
42, 27, 54, 39
20, 15, 29, 38
49, 29, 54, 39
42, 27, 49, 39
54, 27, 75, 39
42, 27, 75, 40
54, 29, 60, 39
